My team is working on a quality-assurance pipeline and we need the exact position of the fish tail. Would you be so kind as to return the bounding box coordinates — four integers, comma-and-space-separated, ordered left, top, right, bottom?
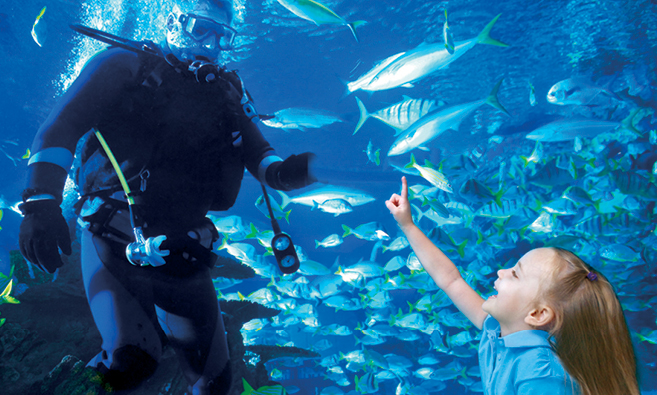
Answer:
354, 97, 370, 134
411, 203, 424, 222
246, 223, 258, 239
520, 155, 531, 168
485, 78, 510, 116
277, 190, 291, 209
342, 224, 353, 237
374, 149, 381, 166
347, 20, 367, 43
404, 153, 417, 169
456, 240, 468, 258
315, 240, 320, 249
217, 237, 228, 250
284, 209, 292, 224
477, 14, 509, 47
621, 108, 643, 136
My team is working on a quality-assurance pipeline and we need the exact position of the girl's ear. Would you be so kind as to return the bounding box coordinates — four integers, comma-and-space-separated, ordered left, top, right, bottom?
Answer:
525, 304, 555, 328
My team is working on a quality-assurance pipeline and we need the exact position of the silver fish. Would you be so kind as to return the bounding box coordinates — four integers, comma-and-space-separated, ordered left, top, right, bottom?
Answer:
546, 78, 620, 106
277, 184, 375, 209
353, 95, 441, 135
261, 107, 343, 132
525, 109, 641, 142
357, 14, 507, 93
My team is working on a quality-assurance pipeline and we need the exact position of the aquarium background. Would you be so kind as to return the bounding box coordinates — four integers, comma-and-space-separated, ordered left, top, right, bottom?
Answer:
0, 0, 656, 394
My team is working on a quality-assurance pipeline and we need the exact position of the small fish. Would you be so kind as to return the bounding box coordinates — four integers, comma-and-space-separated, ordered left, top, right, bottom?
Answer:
31, 6, 47, 47
278, 185, 375, 209
599, 244, 640, 263
354, 372, 379, 394
404, 154, 453, 193
241, 378, 287, 395
315, 233, 343, 249
363, 140, 381, 166
276, 0, 366, 42
342, 222, 390, 241
528, 81, 537, 106
520, 141, 543, 167
546, 78, 620, 106
0, 280, 19, 305
443, 9, 455, 54
312, 198, 354, 216
261, 107, 343, 132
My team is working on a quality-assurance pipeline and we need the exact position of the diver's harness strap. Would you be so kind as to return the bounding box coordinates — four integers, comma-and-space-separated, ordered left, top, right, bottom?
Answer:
83, 128, 218, 268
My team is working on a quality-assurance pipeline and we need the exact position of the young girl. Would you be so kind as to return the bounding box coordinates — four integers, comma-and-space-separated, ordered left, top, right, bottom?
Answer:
385, 176, 640, 395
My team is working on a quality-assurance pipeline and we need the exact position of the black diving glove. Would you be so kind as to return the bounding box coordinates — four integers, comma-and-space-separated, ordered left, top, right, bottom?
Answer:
274, 152, 318, 191
19, 199, 72, 273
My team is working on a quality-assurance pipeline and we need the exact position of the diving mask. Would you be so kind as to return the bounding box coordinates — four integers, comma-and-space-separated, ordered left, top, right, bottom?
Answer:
176, 13, 236, 50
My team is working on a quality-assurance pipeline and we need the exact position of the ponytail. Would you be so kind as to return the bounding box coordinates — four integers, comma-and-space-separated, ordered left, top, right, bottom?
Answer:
543, 248, 639, 395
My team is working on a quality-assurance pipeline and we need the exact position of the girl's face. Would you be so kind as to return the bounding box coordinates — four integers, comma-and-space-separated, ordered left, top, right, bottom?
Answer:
482, 248, 556, 336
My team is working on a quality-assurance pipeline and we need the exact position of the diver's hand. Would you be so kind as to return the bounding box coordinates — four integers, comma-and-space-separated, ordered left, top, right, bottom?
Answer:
385, 176, 414, 230
276, 152, 317, 190
18, 199, 71, 273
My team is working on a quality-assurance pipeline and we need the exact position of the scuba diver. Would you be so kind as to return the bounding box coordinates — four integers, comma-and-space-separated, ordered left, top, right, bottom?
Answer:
17, 0, 316, 394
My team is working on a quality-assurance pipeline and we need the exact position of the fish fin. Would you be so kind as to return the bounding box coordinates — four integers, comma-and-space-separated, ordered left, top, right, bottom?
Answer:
284, 209, 292, 224
346, 20, 366, 42
477, 14, 508, 47
342, 224, 352, 237
312, 200, 319, 211
401, 83, 414, 88
277, 190, 291, 209
456, 240, 468, 258
621, 108, 643, 136
374, 149, 381, 166
404, 153, 417, 169
392, 126, 406, 136
246, 223, 258, 239
353, 96, 370, 134
418, 146, 430, 152
485, 78, 510, 116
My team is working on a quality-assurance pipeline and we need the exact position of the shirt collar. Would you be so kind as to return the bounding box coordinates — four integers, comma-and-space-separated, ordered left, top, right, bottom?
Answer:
484, 315, 552, 348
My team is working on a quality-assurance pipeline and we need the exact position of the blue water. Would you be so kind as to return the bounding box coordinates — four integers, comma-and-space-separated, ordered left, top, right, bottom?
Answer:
1, 0, 656, 394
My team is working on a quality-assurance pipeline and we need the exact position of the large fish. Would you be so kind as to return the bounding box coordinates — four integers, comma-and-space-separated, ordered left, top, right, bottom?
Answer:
525, 109, 641, 142
353, 96, 442, 135
346, 52, 407, 95
276, 0, 365, 42
353, 14, 507, 93
387, 79, 508, 156
261, 107, 344, 132
277, 184, 375, 209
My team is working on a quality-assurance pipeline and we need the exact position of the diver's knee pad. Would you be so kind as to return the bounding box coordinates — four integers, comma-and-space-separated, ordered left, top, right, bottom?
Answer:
187, 362, 232, 395
94, 344, 158, 390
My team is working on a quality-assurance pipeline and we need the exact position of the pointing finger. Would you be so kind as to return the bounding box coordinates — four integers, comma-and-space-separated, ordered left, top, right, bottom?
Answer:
401, 176, 408, 201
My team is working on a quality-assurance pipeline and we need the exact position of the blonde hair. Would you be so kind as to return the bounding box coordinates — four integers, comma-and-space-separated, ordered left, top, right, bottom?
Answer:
540, 247, 639, 395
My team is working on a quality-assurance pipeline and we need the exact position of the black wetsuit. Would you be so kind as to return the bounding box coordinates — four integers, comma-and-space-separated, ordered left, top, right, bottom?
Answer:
22, 47, 312, 394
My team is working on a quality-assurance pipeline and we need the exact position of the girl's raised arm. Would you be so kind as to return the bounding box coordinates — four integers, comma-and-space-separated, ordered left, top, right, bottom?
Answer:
385, 176, 488, 329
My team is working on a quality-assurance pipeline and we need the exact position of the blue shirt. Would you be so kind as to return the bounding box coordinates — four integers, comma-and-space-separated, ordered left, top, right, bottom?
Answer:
478, 315, 579, 395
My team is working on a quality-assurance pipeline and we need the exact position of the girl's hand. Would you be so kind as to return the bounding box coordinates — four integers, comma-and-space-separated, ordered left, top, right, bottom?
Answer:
385, 176, 414, 229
